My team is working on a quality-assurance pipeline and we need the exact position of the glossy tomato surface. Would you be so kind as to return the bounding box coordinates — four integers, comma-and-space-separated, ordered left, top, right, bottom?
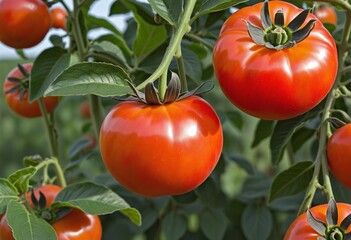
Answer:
213, 1, 338, 120
0, 0, 51, 48
52, 209, 102, 240
0, 184, 101, 240
100, 96, 223, 197
327, 124, 351, 189
4, 63, 59, 118
51, 7, 67, 30
314, 5, 337, 26
284, 203, 351, 239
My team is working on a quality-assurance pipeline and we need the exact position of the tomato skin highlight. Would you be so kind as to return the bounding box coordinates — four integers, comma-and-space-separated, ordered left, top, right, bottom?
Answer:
52, 209, 102, 240
314, 5, 337, 26
51, 7, 67, 30
284, 203, 351, 239
4, 63, 59, 118
100, 96, 223, 197
0, 0, 51, 49
213, 1, 338, 120
0, 185, 102, 240
327, 124, 351, 189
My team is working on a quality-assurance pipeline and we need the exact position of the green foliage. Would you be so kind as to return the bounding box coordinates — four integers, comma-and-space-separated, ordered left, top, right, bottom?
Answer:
6, 201, 57, 240
52, 182, 141, 226
0, 0, 350, 239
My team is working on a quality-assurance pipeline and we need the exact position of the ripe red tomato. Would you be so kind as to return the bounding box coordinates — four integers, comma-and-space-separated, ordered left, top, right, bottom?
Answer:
0, 0, 51, 49
213, 1, 338, 120
51, 209, 102, 240
314, 5, 337, 26
327, 124, 351, 189
4, 63, 59, 118
284, 203, 351, 239
100, 96, 223, 197
26, 184, 62, 208
51, 7, 67, 30
0, 184, 102, 240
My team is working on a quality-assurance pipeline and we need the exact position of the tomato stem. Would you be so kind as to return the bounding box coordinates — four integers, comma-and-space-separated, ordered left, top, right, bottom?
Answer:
89, 95, 103, 140
175, 47, 188, 92
35, 158, 67, 188
298, 0, 351, 215
136, 0, 196, 90
38, 98, 58, 158
159, 71, 168, 101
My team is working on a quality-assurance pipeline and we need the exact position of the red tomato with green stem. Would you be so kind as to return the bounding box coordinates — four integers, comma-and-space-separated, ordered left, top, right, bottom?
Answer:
327, 123, 351, 189
314, 5, 337, 26
3, 63, 59, 118
284, 200, 351, 239
51, 7, 68, 30
100, 95, 223, 197
0, 184, 102, 240
213, 0, 338, 120
0, 0, 52, 49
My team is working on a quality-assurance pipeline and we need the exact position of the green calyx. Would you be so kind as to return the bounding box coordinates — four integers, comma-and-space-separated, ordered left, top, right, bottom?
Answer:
244, 0, 316, 50
326, 226, 345, 240
264, 26, 292, 46
307, 198, 351, 240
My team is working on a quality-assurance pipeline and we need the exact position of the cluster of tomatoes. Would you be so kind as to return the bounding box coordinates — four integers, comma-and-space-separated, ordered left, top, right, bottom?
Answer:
1, 0, 350, 239
0, 0, 67, 49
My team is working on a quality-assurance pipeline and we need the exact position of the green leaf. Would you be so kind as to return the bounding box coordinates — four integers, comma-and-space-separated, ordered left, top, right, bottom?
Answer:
23, 155, 43, 168
241, 204, 273, 240
16, 49, 28, 60
110, 0, 155, 25
269, 161, 314, 203
291, 127, 315, 152
251, 120, 274, 148
195, 177, 226, 208
162, 212, 187, 240
6, 200, 57, 240
237, 174, 271, 201
181, 47, 202, 81
49, 35, 66, 48
90, 41, 128, 68
225, 111, 244, 130
44, 62, 131, 97
200, 209, 228, 240
95, 34, 132, 58
85, 14, 122, 35
8, 167, 37, 194
52, 182, 141, 226
270, 104, 322, 165
195, 0, 247, 19
227, 154, 254, 175
133, 13, 167, 61
0, 179, 19, 213
147, 0, 183, 26
30, 47, 70, 102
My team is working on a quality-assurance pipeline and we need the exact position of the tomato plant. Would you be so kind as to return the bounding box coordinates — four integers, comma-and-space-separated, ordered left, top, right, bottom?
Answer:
0, 184, 102, 240
51, 7, 67, 30
3, 63, 59, 118
0, 0, 51, 49
100, 91, 223, 197
314, 5, 338, 26
327, 124, 351, 189
0, 0, 350, 239
213, 0, 338, 120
